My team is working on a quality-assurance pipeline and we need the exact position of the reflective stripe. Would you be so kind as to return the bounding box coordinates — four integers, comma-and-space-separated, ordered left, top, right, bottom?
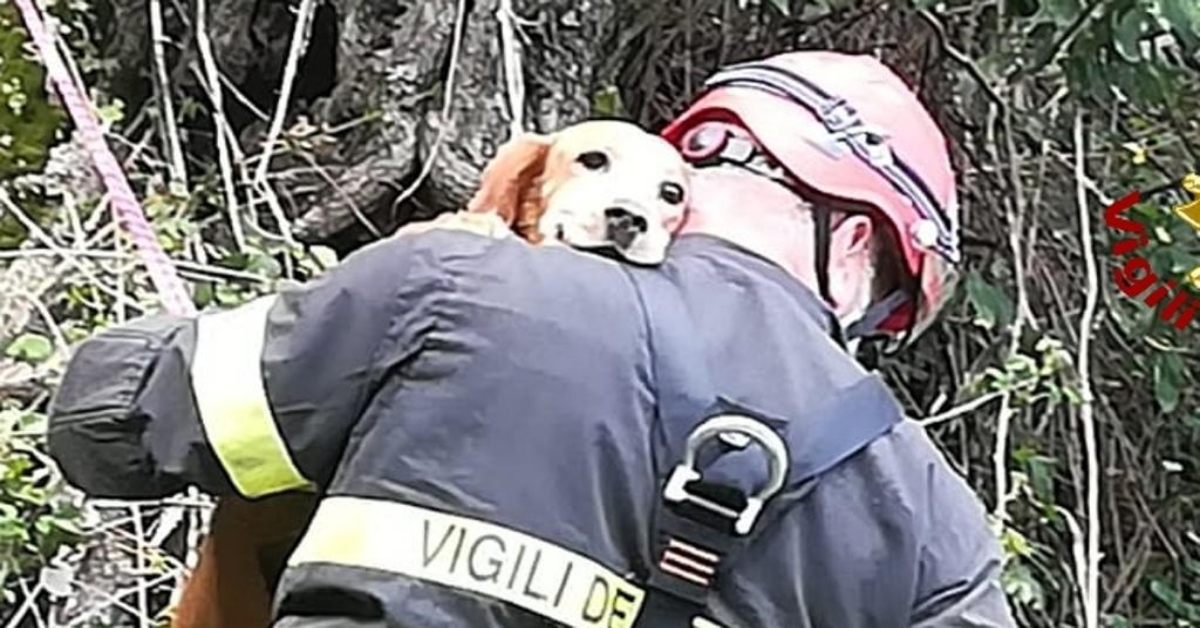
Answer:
289, 496, 646, 628
191, 295, 312, 497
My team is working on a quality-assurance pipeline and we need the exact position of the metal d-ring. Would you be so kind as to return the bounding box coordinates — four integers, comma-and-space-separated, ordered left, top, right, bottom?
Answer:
662, 414, 790, 536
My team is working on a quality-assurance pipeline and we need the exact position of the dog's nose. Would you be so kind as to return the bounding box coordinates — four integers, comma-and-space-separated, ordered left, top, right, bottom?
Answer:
604, 207, 649, 249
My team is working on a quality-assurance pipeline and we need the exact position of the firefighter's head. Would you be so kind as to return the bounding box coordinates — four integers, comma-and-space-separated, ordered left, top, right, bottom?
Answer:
661, 51, 960, 345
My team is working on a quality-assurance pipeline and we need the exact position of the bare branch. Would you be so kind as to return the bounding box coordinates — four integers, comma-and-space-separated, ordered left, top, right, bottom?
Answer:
1073, 107, 1102, 628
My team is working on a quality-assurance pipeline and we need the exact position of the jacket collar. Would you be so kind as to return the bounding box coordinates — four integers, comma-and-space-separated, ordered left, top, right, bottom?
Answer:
667, 234, 846, 345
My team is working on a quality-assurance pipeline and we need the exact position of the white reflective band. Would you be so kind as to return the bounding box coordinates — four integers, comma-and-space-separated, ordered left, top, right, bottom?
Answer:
289, 496, 646, 628
191, 295, 312, 497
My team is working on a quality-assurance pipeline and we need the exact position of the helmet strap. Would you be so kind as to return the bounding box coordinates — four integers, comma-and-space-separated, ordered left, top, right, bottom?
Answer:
679, 123, 851, 346
811, 206, 848, 348
812, 205, 834, 307
844, 289, 910, 340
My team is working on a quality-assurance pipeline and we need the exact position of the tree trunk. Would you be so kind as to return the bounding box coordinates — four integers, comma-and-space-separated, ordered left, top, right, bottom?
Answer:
95, 0, 617, 252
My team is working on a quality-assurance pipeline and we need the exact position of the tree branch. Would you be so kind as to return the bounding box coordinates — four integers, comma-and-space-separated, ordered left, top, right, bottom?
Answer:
1072, 107, 1102, 628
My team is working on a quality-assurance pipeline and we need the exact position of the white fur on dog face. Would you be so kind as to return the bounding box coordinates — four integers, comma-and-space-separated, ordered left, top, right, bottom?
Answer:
535, 121, 689, 265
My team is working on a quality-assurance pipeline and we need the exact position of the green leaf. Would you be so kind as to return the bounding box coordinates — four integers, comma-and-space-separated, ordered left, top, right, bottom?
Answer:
1161, 0, 1200, 49
1110, 58, 1168, 105
1000, 526, 1035, 559
40, 514, 83, 538
246, 249, 283, 277
1001, 560, 1045, 609
965, 274, 1014, 331
1026, 21, 1062, 65
0, 4, 65, 180
767, 0, 790, 15
1185, 558, 1200, 578
308, 245, 339, 271
5, 333, 52, 363
96, 99, 125, 127
1153, 352, 1186, 413
1150, 579, 1200, 620
193, 282, 215, 309
1112, 6, 1146, 62
1006, 0, 1039, 19
1034, 0, 1081, 26
1064, 53, 1102, 99
1027, 455, 1057, 501
591, 86, 625, 117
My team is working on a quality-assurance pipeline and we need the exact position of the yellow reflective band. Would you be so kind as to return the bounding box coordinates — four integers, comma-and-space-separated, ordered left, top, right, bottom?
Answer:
191, 296, 312, 497
289, 496, 646, 628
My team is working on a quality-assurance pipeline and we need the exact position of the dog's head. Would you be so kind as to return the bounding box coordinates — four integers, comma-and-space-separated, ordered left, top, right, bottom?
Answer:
467, 120, 689, 265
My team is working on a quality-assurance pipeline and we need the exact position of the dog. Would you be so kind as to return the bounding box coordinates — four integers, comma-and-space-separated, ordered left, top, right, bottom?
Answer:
468, 118, 690, 264
169, 493, 316, 628
169, 119, 690, 628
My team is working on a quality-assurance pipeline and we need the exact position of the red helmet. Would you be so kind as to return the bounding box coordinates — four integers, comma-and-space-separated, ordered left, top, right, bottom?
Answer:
661, 51, 960, 342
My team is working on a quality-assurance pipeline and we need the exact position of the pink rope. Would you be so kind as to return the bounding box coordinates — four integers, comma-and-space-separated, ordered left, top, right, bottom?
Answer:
13, 0, 196, 316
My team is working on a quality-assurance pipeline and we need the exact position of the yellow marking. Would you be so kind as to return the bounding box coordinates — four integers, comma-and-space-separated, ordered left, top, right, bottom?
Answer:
1187, 265, 1200, 290
1173, 173, 1200, 231
1122, 142, 1148, 165
289, 497, 645, 628
191, 296, 313, 497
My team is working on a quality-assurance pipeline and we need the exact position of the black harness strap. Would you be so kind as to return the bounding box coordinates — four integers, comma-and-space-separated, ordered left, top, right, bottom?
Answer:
619, 266, 906, 627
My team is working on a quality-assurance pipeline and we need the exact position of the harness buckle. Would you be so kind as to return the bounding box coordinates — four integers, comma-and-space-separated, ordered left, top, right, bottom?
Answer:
662, 414, 789, 536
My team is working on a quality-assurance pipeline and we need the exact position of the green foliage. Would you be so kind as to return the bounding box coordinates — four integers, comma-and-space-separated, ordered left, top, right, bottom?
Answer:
4, 332, 52, 363
1003, 554, 1047, 611
0, 2, 329, 609
1153, 352, 1186, 413
592, 85, 626, 118
1150, 577, 1200, 622
973, 335, 1079, 409
0, 408, 83, 603
0, 0, 1194, 622
966, 271, 1015, 331
910, 0, 1200, 622
0, 4, 63, 248
0, 4, 63, 180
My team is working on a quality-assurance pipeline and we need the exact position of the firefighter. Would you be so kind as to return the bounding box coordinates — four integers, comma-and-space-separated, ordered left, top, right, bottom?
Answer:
47, 51, 1015, 626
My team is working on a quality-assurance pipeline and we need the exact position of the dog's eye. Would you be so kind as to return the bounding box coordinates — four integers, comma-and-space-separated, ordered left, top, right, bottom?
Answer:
659, 182, 685, 205
577, 151, 609, 171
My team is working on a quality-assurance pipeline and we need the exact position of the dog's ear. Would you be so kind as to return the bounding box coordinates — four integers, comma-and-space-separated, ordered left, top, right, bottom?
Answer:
468, 133, 553, 227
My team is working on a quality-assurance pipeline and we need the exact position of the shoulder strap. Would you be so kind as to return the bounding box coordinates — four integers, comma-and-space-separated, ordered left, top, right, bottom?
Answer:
623, 266, 905, 489
620, 265, 906, 627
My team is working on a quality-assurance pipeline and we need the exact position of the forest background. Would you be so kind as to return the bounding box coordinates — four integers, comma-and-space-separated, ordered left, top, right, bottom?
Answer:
0, 0, 1199, 625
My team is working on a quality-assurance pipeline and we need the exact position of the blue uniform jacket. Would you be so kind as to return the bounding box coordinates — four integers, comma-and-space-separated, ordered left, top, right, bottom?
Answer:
47, 230, 1015, 627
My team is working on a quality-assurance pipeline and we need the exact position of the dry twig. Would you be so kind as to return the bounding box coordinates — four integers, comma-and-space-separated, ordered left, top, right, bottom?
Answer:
1072, 108, 1102, 628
